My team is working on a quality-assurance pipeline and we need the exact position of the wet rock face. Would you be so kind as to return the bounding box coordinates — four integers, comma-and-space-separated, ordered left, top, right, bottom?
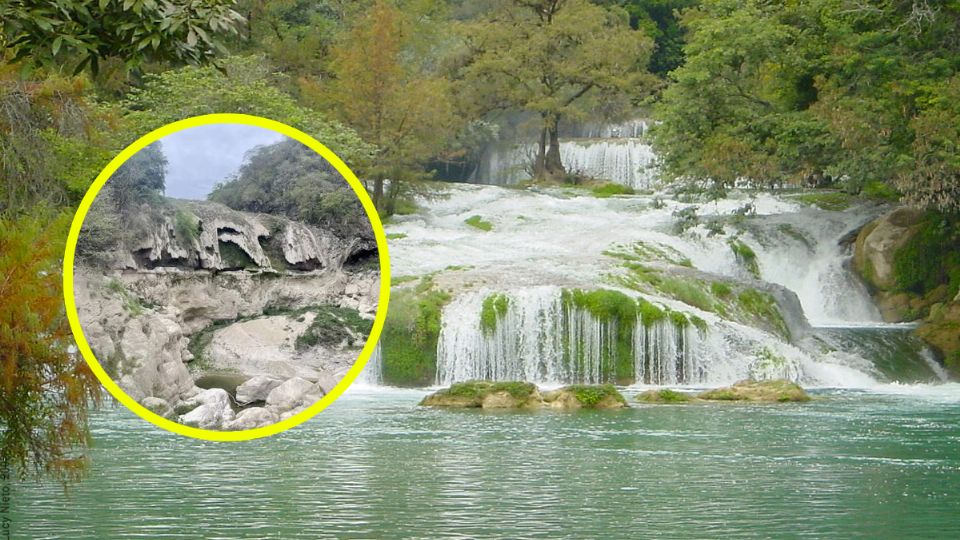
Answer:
853, 207, 924, 292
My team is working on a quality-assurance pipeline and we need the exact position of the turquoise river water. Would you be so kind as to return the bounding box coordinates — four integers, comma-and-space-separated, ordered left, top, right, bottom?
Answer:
11, 385, 960, 539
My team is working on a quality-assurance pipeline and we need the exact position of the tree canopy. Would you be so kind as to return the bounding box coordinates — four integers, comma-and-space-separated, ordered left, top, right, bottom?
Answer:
654, 0, 960, 212
209, 138, 371, 241
322, 0, 455, 212
460, 0, 656, 179
1, 0, 244, 75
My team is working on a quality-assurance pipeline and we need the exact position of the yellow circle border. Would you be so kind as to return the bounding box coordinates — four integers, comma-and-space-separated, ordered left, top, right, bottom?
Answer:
63, 113, 391, 442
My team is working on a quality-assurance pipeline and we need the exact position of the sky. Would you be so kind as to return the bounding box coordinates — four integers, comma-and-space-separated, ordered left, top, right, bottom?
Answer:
158, 124, 286, 200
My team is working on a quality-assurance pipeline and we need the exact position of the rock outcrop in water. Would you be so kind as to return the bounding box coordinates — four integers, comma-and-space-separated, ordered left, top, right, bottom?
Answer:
420, 381, 627, 409
698, 379, 810, 402
76, 198, 379, 430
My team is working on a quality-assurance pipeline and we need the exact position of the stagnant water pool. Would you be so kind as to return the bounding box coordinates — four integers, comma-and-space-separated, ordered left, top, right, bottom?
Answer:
12, 385, 960, 539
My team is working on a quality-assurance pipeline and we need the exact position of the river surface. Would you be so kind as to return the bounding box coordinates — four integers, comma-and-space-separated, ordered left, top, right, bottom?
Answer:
13, 385, 960, 539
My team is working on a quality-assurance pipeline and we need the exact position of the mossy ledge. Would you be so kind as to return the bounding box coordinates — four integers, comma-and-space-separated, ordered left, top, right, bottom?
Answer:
636, 380, 810, 404
420, 382, 627, 410
380, 275, 452, 386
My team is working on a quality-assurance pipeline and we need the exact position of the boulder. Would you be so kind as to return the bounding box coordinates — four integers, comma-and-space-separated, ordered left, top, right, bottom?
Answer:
542, 385, 627, 410
224, 407, 280, 431
419, 381, 542, 409
853, 207, 924, 291
180, 388, 236, 429
236, 375, 284, 404
698, 379, 810, 402
312, 372, 340, 395
140, 396, 175, 419
266, 377, 315, 409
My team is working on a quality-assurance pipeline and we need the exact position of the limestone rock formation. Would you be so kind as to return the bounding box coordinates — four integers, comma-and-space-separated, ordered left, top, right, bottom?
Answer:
75, 198, 379, 430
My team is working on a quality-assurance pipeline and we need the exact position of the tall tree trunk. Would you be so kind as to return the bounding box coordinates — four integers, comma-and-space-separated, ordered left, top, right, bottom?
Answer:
544, 114, 564, 179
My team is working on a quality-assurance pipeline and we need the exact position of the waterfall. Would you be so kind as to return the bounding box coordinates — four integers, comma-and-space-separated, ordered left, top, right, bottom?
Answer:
474, 139, 658, 189
434, 287, 793, 386
726, 209, 884, 325
358, 341, 383, 385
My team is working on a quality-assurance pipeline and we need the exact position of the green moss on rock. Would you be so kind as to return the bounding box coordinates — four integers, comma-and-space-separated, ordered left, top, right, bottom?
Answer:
420, 381, 542, 408
635, 388, 694, 403
698, 379, 810, 402
465, 215, 493, 231
544, 384, 628, 409
381, 276, 452, 387
480, 293, 510, 335
729, 239, 760, 279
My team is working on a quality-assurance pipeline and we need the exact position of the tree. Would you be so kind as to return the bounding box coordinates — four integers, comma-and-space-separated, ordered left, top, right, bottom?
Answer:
323, 0, 455, 213
107, 142, 167, 213
120, 55, 372, 166
0, 214, 101, 483
616, 0, 698, 76
209, 138, 372, 243
1, 0, 244, 75
654, 0, 960, 208
461, 0, 655, 179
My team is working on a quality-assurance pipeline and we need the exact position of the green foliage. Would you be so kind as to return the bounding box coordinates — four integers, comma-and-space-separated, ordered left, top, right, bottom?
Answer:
637, 298, 667, 326
106, 142, 167, 213
791, 192, 853, 211
322, 0, 455, 213
636, 388, 693, 403
605, 241, 691, 267
1, 0, 244, 75
861, 181, 900, 201
654, 0, 960, 210
444, 381, 537, 400
480, 293, 510, 335
208, 138, 370, 241
464, 215, 493, 231
710, 281, 732, 297
620, 0, 698, 76
892, 215, 960, 295
0, 214, 101, 483
737, 289, 790, 340
173, 208, 200, 244
729, 239, 760, 278
381, 278, 452, 386
563, 289, 637, 324
106, 278, 145, 316
591, 183, 635, 198
564, 384, 627, 407
461, 0, 656, 179
121, 56, 371, 164
386, 233, 407, 240
295, 306, 372, 351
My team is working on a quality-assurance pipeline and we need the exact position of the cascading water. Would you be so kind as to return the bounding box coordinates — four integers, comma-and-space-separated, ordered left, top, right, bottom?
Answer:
737, 209, 883, 325
369, 123, 950, 389
472, 120, 658, 189
358, 341, 383, 386
434, 287, 805, 387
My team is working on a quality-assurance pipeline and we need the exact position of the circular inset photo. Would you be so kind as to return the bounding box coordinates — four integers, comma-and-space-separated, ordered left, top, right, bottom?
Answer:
64, 115, 389, 441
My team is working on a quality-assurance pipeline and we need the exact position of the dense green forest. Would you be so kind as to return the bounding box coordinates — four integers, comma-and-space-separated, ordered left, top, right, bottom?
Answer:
2, 0, 959, 482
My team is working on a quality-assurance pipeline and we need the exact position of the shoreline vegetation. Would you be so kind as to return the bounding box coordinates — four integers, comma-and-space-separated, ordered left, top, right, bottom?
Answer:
2, 0, 959, 497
